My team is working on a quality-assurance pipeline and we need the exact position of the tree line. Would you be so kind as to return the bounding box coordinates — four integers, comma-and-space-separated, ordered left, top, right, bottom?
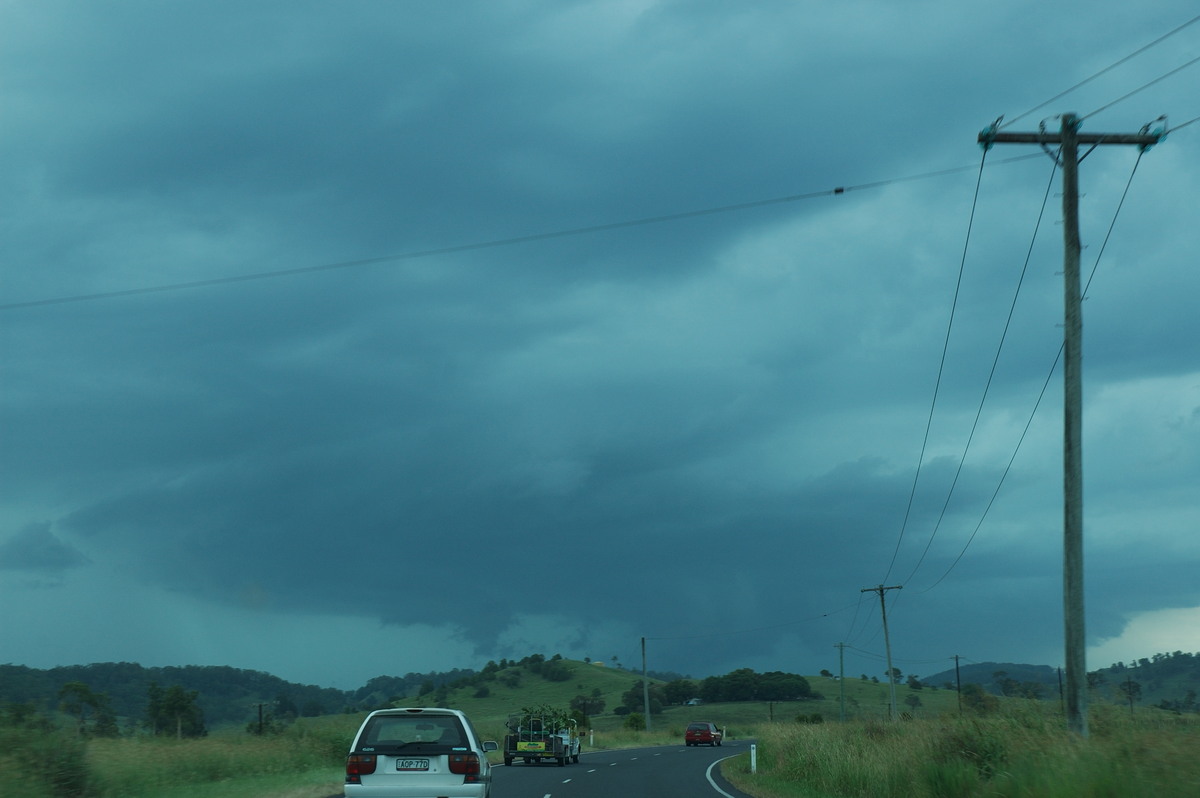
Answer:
589, 668, 820, 719
0, 661, 473, 727
11, 679, 207, 739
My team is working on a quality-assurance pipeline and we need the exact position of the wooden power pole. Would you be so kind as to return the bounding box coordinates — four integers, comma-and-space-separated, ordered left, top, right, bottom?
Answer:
978, 113, 1163, 738
835, 642, 847, 721
641, 636, 651, 733
954, 654, 962, 715
862, 584, 902, 720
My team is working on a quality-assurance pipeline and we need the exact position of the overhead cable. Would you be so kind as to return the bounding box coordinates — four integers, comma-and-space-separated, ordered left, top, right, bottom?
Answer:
1, 155, 1043, 312
1003, 13, 1200, 128
914, 149, 1149, 594
880, 150, 989, 587
902, 154, 1059, 589
1083, 53, 1200, 122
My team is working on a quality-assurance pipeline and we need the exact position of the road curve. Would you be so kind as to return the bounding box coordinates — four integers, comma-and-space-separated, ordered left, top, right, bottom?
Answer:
489, 739, 757, 798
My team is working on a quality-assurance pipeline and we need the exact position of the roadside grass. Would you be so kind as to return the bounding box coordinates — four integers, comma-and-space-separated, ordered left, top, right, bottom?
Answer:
69, 711, 719, 797
721, 702, 1200, 798
83, 718, 348, 798
0, 723, 90, 796
123, 769, 343, 798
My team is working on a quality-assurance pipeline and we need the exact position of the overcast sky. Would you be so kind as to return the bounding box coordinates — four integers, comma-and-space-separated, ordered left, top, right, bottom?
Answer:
2, 1, 1198, 691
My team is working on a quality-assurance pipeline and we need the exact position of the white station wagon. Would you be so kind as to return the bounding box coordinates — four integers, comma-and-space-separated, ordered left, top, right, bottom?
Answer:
345, 706, 499, 797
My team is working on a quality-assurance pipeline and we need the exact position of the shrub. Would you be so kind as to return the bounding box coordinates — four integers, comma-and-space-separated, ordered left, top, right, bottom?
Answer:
0, 723, 90, 797
930, 720, 1009, 779
540, 660, 572, 682
961, 683, 999, 714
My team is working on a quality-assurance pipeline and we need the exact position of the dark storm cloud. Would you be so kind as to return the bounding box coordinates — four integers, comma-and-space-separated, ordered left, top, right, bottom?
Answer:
0, 522, 90, 572
3, 1, 1199, 684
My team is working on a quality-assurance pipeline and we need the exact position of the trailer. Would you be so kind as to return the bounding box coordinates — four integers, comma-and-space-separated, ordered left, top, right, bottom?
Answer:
502, 705, 581, 766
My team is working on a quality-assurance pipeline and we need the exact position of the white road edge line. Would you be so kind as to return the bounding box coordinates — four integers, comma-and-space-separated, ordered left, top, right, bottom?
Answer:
706, 756, 743, 798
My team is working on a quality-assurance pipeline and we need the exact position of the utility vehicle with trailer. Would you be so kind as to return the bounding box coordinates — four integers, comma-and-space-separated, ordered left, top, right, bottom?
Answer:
502, 705, 581, 766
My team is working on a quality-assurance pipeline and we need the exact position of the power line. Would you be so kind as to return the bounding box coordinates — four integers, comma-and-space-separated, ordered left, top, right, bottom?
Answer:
882, 150, 990, 586
900, 155, 1060, 588
914, 148, 1149, 594
1084, 150, 1148, 297
1166, 113, 1200, 132
915, 344, 1060, 594
1083, 53, 1200, 122
1, 155, 1044, 312
840, 646, 952, 669
1002, 12, 1200, 128
842, 645, 888, 663
840, 587, 873, 646
847, 597, 885, 651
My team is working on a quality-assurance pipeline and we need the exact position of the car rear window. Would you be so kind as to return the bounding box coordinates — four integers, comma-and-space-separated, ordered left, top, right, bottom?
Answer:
688, 723, 709, 731
359, 715, 466, 749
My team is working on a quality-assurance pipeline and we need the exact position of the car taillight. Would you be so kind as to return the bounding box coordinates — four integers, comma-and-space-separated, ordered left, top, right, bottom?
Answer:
345, 754, 377, 783
448, 752, 482, 782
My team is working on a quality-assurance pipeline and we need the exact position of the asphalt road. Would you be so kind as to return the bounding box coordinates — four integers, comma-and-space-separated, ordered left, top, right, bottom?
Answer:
332, 739, 758, 798
492, 740, 756, 798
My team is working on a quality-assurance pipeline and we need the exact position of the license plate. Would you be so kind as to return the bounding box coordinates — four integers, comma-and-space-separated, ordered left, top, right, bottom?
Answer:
396, 758, 429, 771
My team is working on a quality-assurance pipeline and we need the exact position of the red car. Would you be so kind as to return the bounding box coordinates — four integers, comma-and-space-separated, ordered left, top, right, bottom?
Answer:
685, 721, 722, 747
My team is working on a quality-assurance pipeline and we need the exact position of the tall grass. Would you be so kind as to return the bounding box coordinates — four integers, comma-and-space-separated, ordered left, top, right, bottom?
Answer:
2, 707, 723, 797
0, 723, 91, 796
82, 719, 348, 798
722, 703, 1200, 798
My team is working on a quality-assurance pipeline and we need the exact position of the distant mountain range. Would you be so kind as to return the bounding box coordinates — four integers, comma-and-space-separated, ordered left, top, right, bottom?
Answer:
922, 651, 1200, 711
0, 661, 472, 727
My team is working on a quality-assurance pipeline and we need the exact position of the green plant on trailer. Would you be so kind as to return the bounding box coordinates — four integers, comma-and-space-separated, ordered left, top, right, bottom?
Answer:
505, 703, 580, 766
512, 703, 575, 734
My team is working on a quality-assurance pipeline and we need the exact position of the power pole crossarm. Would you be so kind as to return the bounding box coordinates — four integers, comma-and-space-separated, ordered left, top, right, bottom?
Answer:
979, 131, 1162, 147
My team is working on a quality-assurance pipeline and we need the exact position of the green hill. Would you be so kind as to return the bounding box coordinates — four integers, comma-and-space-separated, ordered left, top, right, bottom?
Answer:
359, 659, 962, 743
0, 662, 355, 727
1091, 652, 1200, 712
923, 651, 1200, 712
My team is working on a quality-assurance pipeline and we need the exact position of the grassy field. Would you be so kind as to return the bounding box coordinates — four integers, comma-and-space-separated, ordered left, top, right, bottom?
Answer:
83, 718, 348, 798
721, 702, 1200, 798
6, 659, 1197, 797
